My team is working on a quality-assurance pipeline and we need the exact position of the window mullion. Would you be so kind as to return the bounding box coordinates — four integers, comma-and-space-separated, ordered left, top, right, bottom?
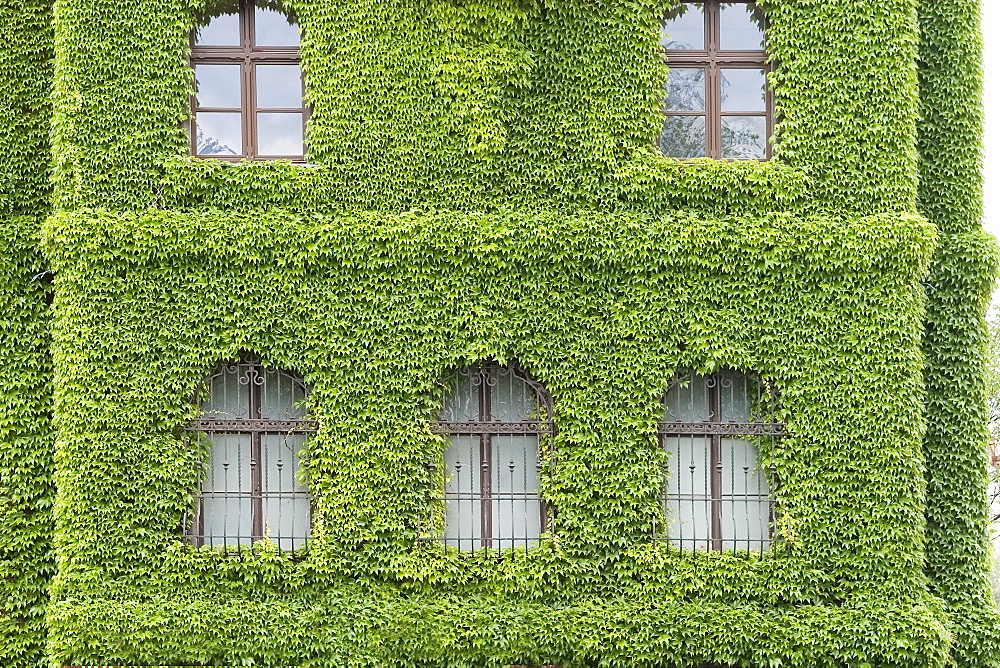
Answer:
709, 373, 723, 551
250, 360, 264, 541
480, 367, 492, 550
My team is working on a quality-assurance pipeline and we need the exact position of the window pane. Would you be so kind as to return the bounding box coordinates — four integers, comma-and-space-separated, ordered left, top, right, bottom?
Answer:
490, 368, 538, 422
260, 368, 307, 419
256, 64, 303, 109
718, 370, 751, 421
255, 4, 300, 46
194, 7, 240, 46
444, 435, 482, 550
262, 433, 308, 550
719, 2, 766, 50
664, 435, 711, 550
660, 116, 706, 158
196, 112, 242, 155
665, 68, 705, 111
201, 434, 252, 547
721, 68, 766, 112
721, 116, 766, 159
202, 362, 249, 418
440, 368, 480, 422
257, 112, 303, 155
661, 4, 705, 50
195, 64, 242, 109
492, 434, 541, 549
719, 438, 770, 550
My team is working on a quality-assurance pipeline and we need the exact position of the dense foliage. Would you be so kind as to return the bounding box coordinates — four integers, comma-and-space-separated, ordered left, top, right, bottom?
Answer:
0, 0, 995, 665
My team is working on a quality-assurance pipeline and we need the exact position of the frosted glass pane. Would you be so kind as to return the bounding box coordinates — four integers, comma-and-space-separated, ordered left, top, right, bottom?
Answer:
255, 4, 299, 46
492, 435, 540, 494
257, 112, 303, 156
665, 68, 705, 111
440, 370, 479, 421
256, 64, 302, 109
719, 370, 751, 421
664, 436, 711, 549
722, 116, 766, 159
444, 435, 481, 550
205, 434, 251, 492
195, 9, 240, 46
721, 68, 766, 112
263, 496, 310, 550
490, 370, 536, 421
262, 434, 305, 492
202, 367, 249, 419
196, 112, 242, 156
492, 499, 541, 549
664, 376, 710, 422
260, 369, 307, 419
195, 64, 242, 109
661, 4, 705, 50
719, 2, 765, 50
721, 439, 769, 549
202, 496, 252, 546
659, 116, 705, 159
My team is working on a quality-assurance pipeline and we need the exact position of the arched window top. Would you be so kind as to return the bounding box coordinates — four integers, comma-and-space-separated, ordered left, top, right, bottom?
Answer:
662, 368, 780, 429
195, 352, 312, 427
438, 360, 553, 427
194, 0, 299, 48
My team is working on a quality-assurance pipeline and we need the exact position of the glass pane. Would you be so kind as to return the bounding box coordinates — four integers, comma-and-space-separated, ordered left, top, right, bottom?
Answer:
195, 64, 242, 109
659, 116, 706, 158
196, 112, 242, 156
664, 372, 711, 422
665, 68, 705, 112
201, 433, 252, 547
721, 68, 766, 112
256, 112, 303, 156
202, 362, 249, 419
444, 435, 482, 550
490, 368, 539, 422
492, 434, 541, 548
722, 116, 766, 159
664, 436, 711, 550
262, 433, 309, 550
718, 370, 751, 421
440, 368, 480, 422
720, 438, 770, 550
260, 368, 308, 419
720, 2, 766, 50
255, 4, 300, 46
256, 64, 303, 108
661, 4, 705, 50
195, 7, 240, 46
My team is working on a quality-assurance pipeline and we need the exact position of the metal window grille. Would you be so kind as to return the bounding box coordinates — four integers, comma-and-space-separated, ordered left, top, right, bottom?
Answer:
658, 369, 782, 552
429, 361, 553, 551
190, 0, 306, 160
660, 1, 773, 159
184, 353, 316, 550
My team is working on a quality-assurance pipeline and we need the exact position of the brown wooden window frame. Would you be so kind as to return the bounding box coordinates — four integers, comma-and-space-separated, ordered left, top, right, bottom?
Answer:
189, 0, 306, 161
661, 0, 773, 160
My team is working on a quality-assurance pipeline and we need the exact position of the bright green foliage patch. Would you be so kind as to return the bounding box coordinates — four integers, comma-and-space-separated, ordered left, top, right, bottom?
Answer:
0, 0, 996, 664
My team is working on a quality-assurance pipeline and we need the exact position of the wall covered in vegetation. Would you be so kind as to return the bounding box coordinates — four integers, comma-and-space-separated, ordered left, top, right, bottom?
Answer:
917, 1, 1000, 666
0, 1, 54, 666
0, 0, 993, 664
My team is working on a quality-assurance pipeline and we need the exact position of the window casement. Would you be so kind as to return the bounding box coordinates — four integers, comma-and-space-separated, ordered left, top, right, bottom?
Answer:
660, 1, 772, 159
190, 0, 305, 160
659, 369, 782, 552
431, 361, 553, 551
185, 353, 315, 550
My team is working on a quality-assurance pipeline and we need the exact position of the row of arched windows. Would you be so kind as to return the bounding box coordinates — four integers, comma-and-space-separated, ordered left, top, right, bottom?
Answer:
185, 355, 782, 553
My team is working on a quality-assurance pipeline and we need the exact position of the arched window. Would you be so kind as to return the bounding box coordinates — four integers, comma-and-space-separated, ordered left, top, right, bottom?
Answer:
660, 1, 771, 159
659, 369, 781, 551
185, 353, 315, 550
432, 361, 553, 551
191, 0, 305, 160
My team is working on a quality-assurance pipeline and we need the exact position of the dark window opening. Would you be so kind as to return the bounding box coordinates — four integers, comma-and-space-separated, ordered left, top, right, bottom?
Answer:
190, 0, 305, 160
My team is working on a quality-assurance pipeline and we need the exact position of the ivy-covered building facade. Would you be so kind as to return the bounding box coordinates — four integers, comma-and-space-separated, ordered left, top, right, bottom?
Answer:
1, 0, 998, 665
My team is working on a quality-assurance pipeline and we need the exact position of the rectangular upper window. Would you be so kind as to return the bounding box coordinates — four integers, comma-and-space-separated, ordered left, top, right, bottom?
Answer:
660, 1, 772, 160
190, 0, 306, 161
